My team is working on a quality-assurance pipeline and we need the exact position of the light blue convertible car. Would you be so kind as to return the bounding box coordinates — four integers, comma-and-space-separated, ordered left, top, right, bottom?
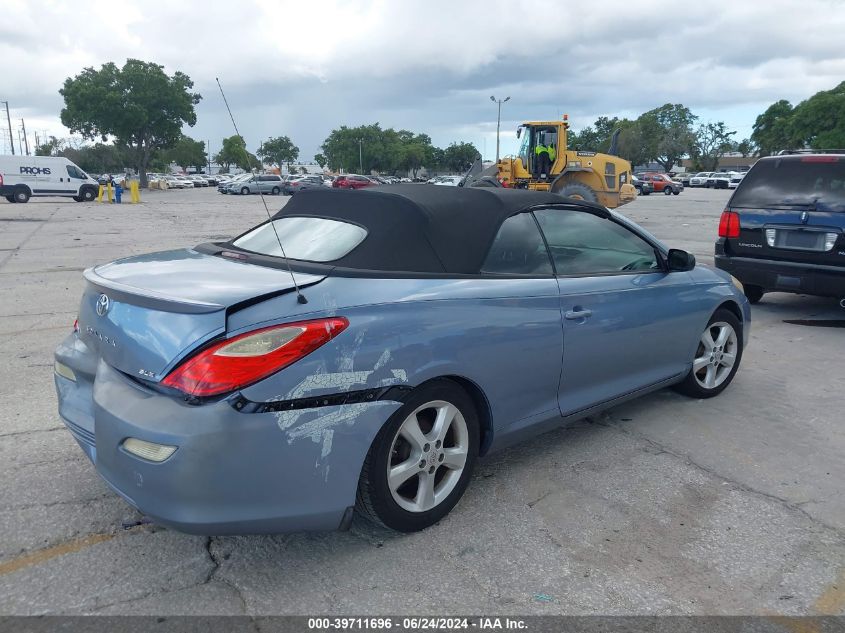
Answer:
54, 186, 749, 533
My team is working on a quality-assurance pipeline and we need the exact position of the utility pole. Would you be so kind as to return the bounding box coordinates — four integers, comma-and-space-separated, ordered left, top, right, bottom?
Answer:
489, 95, 510, 163
17, 129, 24, 155
207, 140, 211, 174
1, 101, 13, 155
21, 119, 30, 155
358, 138, 363, 174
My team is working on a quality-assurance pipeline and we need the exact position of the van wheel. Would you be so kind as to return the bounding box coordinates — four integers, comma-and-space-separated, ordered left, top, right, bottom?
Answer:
79, 187, 97, 202
13, 188, 31, 203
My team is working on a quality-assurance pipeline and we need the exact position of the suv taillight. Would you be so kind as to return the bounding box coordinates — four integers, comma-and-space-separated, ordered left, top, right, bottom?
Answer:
718, 210, 741, 238
162, 317, 349, 397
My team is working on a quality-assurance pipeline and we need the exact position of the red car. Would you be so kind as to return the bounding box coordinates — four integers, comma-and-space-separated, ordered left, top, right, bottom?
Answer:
636, 173, 683, 195
332, 174, 377, 189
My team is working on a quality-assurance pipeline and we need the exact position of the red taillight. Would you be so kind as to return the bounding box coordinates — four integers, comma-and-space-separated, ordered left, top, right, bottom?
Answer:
161, 317, 349, 397
718, 210, 741, 238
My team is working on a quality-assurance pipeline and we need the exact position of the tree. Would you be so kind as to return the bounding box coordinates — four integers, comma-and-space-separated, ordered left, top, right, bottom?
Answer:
214, 135, 259, 171
59, 59, 201, 187
314, 153, 327, 168
734, 138, 756, 157
35, 136, 64, 156
790, 81, 845, 150
257, 136, 299, 172
443, 142, 480, 173
690, 122, 736, 171
166, 135, 206, 172
751, 99, 797, 156
638, 104, 698, 172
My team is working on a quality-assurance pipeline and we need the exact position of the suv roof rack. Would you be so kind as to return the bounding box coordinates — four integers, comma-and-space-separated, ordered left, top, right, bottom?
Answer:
777, 149, 845, 155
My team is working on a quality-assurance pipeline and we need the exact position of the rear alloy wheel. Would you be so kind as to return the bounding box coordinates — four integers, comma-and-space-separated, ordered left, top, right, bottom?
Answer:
271, 186, 280, 195
743, 284, 765, 304
674, 309, 743, 398
14, 188, 30, 203
664, 187, 672, 195
356, 380, 479, 532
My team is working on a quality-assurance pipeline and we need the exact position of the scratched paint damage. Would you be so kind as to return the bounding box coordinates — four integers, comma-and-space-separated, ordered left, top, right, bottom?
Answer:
268, 340, 410, 481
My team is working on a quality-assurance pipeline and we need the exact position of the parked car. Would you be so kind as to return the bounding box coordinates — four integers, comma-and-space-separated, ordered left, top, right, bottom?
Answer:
162, 175, 186, 189
728, 173, 745, 189
678, 173, 693, 187
186, 175, 208, 188
218, 174, 249, 193
332, 174, 378, 189
283, 175, 325, 195
433, 175, 464, 187
707, 172, 732, 189
689, 172, 714, 187
715, 152, 845, 304
54, 185, 749, 535
227, 174, 283, 195
632, 175, 653, 195
0, 155, 99, 203
637, 173, 683, 195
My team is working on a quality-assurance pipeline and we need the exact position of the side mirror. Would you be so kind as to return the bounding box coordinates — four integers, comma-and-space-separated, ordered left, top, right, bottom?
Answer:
667, 249, 696, 272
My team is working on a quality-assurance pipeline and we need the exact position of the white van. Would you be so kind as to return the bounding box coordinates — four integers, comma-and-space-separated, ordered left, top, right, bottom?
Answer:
0, 156, 100, 203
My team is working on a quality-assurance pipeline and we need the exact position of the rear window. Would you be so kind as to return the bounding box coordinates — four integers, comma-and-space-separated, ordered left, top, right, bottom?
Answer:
732, 158, 845, 212
232, 217, 367, 262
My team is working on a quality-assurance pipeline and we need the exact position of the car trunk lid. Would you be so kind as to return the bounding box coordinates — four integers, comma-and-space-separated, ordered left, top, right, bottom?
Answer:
78, 248, 326, 381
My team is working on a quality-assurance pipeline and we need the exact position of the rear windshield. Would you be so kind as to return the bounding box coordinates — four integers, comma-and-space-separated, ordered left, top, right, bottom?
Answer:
732, 158, 845, 211
232, 216, 367, 262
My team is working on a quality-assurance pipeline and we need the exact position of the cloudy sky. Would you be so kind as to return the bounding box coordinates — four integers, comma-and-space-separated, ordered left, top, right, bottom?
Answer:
3, 0, 845, 161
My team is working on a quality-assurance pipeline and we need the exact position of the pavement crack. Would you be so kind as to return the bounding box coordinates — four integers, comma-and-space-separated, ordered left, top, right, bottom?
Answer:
590, 415, 845, 537
0, 427, 65, 439
203, 536, 248, 614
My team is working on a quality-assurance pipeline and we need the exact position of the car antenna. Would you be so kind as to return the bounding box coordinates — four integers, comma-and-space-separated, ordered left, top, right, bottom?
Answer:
216, 77, 307, 304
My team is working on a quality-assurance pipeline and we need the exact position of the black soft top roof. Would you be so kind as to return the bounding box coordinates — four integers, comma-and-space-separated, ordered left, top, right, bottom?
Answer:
270, 185, 606, 274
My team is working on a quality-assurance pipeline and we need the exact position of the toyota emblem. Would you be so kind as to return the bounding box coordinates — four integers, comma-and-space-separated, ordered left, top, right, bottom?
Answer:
96, 293, 110, 316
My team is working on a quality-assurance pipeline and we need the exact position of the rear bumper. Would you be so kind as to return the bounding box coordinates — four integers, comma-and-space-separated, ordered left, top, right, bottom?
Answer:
54, 334, 400, 534
714, 250, 845, 298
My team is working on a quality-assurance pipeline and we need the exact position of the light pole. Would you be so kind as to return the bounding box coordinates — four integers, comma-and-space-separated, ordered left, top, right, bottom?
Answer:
1, 101, 13, 155
358, 138, 363, 174
490, 95, 510, 163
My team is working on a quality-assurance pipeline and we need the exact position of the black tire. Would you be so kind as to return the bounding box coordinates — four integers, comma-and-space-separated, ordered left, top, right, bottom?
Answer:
79, 187, 97, 202
5, 195, 15, 203
673, 308, 743, 399
742, 284, 764, 304
672, 189, 680, 195
557, 182, 598, 204
271, 186, 281, 195
664, 187, 672, 195
13, 187, 30, 203
240, 186, 249, 195
356, 379, 479, 532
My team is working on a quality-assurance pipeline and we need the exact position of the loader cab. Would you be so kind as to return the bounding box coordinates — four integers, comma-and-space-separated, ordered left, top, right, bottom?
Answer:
516, 124, 560, 176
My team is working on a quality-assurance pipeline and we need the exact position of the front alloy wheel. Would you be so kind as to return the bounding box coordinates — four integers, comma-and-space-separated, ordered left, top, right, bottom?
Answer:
356, 379, 478, 531
674, 308, 743, 398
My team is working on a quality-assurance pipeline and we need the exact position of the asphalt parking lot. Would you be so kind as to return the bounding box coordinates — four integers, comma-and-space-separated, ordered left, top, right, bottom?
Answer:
1, 186, 843, 616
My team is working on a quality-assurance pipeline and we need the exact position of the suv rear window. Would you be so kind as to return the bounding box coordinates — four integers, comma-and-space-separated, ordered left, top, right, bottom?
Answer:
232, 217, 367, 262
732, 157, 845, 211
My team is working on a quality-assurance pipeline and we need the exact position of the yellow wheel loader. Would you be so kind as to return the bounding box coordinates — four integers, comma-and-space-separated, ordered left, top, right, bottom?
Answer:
494, 116, 637, 209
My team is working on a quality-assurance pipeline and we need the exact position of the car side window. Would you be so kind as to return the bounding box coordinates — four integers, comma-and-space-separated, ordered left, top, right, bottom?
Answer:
481, 212, 553, 275
533, 209, 659, 276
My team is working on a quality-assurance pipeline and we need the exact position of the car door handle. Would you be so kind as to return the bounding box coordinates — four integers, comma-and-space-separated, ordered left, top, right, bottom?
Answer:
564, 308, 592, 320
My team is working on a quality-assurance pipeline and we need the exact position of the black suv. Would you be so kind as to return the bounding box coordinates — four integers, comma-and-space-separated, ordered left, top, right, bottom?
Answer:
714, 151, 845, 303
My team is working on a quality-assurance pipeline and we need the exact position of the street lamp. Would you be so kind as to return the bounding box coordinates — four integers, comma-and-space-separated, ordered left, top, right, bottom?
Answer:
490, 95, 510, 163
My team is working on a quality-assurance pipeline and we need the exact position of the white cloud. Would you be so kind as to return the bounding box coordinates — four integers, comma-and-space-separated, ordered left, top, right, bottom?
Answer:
1, 0, 844, 159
